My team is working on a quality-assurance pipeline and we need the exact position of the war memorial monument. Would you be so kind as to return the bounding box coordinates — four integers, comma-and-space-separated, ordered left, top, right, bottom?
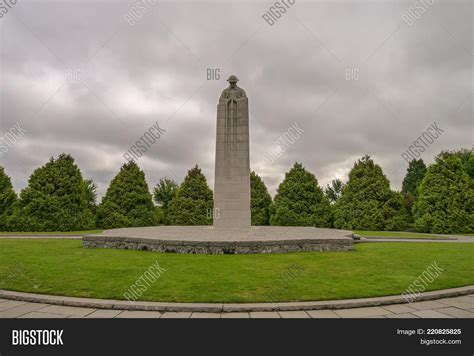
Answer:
214, 75, 251, 228
84, 76, 354, 254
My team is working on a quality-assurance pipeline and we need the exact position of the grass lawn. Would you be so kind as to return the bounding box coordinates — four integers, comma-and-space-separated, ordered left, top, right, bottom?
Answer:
0, 230, 103, 235
0, 239, 472, 303
354, 231, 452, 239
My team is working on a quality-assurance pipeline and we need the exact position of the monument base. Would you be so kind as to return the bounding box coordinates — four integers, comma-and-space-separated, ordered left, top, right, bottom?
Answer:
83, 226, 354, 254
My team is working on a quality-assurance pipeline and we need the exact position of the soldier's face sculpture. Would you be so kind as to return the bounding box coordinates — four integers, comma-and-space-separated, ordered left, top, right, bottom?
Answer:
229, 80, 237, 89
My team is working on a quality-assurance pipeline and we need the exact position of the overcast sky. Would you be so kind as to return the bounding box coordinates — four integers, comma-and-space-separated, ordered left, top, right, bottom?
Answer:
0, 0, 472, 198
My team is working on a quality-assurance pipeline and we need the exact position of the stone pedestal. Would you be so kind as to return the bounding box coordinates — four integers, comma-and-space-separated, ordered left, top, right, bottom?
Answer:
214, 75, 250, 228
83, 227, 354, 254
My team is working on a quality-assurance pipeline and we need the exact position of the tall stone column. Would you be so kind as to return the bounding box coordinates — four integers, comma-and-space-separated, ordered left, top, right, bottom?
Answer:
214, 75, 250, 228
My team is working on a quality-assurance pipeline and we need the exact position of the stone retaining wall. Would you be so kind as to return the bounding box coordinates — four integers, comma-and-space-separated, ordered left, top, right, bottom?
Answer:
83, 235, 353, 254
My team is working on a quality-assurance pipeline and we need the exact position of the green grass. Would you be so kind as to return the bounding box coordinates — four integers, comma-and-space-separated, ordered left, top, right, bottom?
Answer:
0, 230, 103, 235
354, 231, 451, 239
0, 239, 472, 303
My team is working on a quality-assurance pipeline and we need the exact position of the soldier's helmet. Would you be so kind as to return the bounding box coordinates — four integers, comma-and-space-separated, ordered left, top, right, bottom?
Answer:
227, 75, 239, 83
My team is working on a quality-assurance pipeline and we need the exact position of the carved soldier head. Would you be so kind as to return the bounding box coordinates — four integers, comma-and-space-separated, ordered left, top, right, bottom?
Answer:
227, 75, 239, 89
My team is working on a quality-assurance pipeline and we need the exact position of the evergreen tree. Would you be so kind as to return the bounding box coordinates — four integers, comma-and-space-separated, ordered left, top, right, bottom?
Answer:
154, 206, 165, 225
84, 178, 98, 214
250, 171, 272, 225
153, 177, 178, 224
167, 165, 213, 225
438, 148, 474, 179
14, 154, 95, 231
96, 161, 158, 229
414, 154, 473, 233
0, 167, 17, 231
334, 155, 407, 231
383, 191, 409, 231
401, 159, 427, 196
401, 159, 427, 225
324, 178, 344, 204
270, 162, 332, 227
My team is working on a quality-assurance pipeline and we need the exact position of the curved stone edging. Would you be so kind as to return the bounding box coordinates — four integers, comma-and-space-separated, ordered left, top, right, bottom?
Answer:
1, 286, 472, 313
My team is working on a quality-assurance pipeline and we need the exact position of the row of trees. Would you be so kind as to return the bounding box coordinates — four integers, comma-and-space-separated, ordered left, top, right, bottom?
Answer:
0, 148, 472, 233
331, 149, 473, 233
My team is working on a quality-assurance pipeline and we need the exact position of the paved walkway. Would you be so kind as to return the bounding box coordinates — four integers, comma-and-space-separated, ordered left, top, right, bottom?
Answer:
1, 233, 473, 243
359, 235, 474, 243
0, 235, 81, 239
1, 294, 472, 318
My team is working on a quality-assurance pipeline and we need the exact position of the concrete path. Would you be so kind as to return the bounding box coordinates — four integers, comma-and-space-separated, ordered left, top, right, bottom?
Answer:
359, 235, 474, 243
0, 235, 81, 239
1, 233, 472, 243
1, 294, 472, 319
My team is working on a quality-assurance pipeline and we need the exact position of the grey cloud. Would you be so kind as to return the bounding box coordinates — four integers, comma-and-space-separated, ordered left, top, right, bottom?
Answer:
0, 0, 471, 198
